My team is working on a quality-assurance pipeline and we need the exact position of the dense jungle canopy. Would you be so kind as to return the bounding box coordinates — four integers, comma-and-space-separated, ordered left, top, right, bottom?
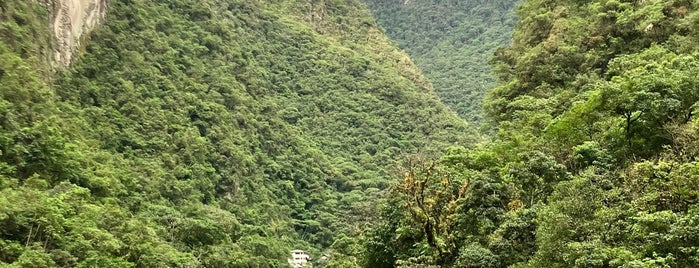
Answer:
3, 0, 699, 267
0, 0, 474, 266
363, 0, 521, 123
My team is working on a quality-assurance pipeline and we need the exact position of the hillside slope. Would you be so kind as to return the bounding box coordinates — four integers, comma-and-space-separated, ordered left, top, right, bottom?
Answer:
363, 0, 699, 267
363, 0, 521, 122
0, 0, 476, 267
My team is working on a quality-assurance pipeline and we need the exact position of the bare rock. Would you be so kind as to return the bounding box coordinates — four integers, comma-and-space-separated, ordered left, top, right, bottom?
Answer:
51, 0, 108, 67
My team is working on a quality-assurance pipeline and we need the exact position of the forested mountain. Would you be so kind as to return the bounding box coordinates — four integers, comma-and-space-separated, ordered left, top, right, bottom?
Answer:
363, 0, 521, 123
7, 0, 699, 267
0, 0, 476, 267
364, 0, 699, 267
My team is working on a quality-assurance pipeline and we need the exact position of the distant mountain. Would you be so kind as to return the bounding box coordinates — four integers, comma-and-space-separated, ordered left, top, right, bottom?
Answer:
363, 0, 521, 123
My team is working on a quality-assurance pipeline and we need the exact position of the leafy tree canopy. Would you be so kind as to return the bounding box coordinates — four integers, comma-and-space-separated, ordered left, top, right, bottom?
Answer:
0, 0, 477, 266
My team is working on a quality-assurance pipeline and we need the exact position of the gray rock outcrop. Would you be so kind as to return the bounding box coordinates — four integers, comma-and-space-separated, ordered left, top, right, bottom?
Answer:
50, 0, 108, 67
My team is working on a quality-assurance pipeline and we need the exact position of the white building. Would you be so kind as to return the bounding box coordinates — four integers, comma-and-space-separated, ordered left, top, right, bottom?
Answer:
288, 250, 312, 268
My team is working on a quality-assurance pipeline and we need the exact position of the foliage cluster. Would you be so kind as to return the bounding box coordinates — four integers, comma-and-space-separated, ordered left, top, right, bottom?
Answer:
364, 0, 699, 267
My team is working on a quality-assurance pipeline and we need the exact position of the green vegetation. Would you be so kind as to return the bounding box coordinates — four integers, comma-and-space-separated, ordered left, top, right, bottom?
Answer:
363, 0, 521, 122
364, 0, 699, 267
7, 0, 699, 267
0, 0, 476, 267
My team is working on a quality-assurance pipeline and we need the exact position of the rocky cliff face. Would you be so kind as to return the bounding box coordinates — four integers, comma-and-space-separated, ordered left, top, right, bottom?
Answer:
51, 0, 108, 67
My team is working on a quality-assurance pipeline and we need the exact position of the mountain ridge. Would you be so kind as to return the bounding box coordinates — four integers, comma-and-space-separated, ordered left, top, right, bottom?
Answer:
0, 0, 477, 267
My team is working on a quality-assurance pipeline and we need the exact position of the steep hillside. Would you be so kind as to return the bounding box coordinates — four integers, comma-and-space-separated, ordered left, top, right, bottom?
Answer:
364, 0, 699, 267
363, 0, 521, 122
0, 0, 476, 267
